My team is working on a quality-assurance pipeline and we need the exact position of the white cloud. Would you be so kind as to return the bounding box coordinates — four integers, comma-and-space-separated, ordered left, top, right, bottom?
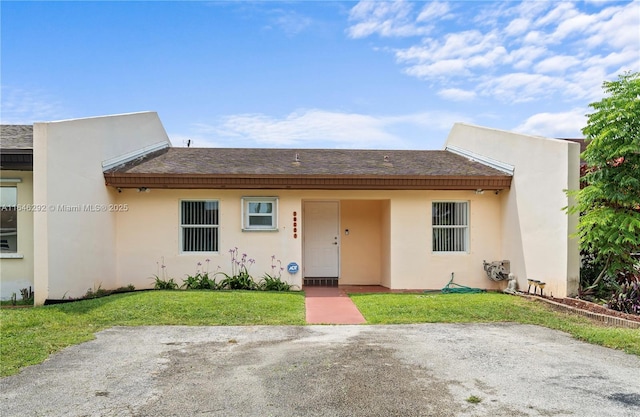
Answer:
347, 0, 432, 38
504, 17, 530, 36
534, 55, 581, 74
267, 10, 313, 36
404, 59, 470, 79
183, 109, 465, 149
0, 86, 67, 124
416, 1, 451, 22
584, 2, 640, 50
514, 108, 587, 138
478, 73, 568, 103
507, 45, 548, 70
533, 2, 578, 28
348, 0, 640, 106
437, 88, 476, 102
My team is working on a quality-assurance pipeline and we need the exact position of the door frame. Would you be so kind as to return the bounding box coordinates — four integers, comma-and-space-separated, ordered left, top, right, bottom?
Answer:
302, 200, 340, 280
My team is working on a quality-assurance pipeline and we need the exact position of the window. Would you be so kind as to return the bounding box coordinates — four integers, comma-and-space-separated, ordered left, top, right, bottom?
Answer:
181, 200, 219, 252
0, 187, 17, 253
432, 201, 468, 252
242, 197, 278, 230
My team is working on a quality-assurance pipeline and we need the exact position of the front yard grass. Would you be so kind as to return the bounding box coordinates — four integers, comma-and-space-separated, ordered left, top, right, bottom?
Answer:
350, 292, 640, 356
2, 290, 638, 378
0, 290, 305, 377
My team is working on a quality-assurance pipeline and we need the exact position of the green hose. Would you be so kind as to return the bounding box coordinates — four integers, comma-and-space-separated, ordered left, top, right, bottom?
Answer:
437, 272, 486, 294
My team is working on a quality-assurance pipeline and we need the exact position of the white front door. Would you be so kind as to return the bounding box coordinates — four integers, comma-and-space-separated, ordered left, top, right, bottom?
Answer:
303, 201, 339, 277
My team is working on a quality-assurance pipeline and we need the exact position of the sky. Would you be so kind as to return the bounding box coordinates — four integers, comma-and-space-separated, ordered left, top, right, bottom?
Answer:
1, 1, 639, 150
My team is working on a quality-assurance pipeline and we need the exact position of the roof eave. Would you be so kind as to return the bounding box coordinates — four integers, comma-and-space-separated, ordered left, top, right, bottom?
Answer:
104, 173, 512, 190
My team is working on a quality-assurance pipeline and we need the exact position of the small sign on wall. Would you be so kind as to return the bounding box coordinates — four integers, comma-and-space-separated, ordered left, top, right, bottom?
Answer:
287, 262, 299, 274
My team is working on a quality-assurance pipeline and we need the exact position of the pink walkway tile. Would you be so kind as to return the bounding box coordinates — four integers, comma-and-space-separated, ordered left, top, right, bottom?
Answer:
304, 286, 367, 325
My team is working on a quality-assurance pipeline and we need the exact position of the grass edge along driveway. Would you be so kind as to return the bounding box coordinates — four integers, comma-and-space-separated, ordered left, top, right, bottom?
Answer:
2, 291, 639, 378
350, 292, 640, 357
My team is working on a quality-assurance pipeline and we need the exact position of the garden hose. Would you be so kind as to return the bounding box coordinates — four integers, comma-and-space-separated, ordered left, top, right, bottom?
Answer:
436, 272, 486, 294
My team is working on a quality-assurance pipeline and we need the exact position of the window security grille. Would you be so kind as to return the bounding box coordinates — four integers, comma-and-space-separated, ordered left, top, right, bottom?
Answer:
181, 201, 219, 252
432, 202, 468, 252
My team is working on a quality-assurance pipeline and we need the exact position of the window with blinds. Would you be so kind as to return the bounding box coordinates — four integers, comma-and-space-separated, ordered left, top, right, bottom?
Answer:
181, 200, 219, 252
432, 201, 469, 252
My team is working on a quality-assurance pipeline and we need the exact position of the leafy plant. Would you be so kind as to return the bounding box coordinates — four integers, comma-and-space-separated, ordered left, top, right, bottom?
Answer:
219, 272, 258, 290
466, 395, 482, 404
607, 279, 640, 315
217, 248, 259, 290
566, 71, 640, 284
259, 273, 293, 291
84, 283, 110, 299
258, 255, 294, 291
578, 248, 615, 300
152, 256, 179, 290
153, 276, 179, 290
183, 259, 220, 289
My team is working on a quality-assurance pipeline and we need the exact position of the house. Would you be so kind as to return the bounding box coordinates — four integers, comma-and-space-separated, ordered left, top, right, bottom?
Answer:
0, 112, 581, 305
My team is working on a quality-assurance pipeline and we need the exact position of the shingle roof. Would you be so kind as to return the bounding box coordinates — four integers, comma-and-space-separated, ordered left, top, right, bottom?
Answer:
0, 125, 33, 170
105, 147, 512, 190
109, 147, 506, 177
0, 125, 33, 149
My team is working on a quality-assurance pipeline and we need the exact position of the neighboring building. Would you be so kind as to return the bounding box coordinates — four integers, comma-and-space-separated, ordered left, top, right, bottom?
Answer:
0, 125, 34, 298
0, 113, 581, 305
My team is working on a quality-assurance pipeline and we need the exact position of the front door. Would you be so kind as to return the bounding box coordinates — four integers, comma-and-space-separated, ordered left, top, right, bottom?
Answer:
303, 201, 339, 278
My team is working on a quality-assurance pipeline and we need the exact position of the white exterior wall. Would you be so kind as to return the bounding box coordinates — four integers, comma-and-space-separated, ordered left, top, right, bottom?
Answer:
445, 123, 580, 297
33, 112, 171, 304
0, 171, 34, 300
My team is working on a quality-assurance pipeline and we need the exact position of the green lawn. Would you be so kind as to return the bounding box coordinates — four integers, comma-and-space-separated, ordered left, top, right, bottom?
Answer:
2, 290, 639, 379
0, 290, 306, 377
350, 292, 640, 356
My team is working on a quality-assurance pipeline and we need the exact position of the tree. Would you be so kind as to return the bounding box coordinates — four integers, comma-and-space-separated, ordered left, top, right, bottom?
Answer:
568, 71, 640, 287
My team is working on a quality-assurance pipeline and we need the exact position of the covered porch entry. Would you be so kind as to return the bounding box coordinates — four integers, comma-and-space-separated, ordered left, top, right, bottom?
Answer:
302, 199, 389, 287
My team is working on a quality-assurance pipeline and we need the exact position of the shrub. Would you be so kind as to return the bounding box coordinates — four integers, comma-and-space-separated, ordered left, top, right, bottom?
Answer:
216, 248, 259, 290
182, 259, 220, 289
607, 279, 640, 315
153, 276, 179, 290
152, 256, 178, 290
258, 273, 293, 291
257, 255, 294, 291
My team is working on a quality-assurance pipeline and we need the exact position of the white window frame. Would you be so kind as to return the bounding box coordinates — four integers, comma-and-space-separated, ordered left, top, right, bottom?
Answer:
432, 201, 469, 253
0, 186, 18, 255
242, 197, 278, 231
180, 199, 220, 253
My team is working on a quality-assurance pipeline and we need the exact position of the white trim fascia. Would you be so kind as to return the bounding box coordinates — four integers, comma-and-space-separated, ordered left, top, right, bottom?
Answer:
102, 141, 169, 172
0, 253, 24, 259
0, 178, 23, 183
445, 145, 515, 175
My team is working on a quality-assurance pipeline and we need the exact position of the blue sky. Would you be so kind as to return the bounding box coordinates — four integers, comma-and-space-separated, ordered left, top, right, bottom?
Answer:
1, 1, 639, 149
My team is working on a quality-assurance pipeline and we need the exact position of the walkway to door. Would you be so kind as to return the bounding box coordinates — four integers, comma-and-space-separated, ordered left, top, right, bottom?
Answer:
304, 286, 367, 324
305, 285, 404, 324
304, 285, 425, 324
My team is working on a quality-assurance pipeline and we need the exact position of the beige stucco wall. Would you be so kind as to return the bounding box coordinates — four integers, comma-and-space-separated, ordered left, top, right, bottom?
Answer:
387, 190, 503, 290
115, 189, 304, 290
0, 171, 34, 300
445, 123, 580, 297
340, 200, 383, 285
114, 189, 503, 292
32, 112, 171, 304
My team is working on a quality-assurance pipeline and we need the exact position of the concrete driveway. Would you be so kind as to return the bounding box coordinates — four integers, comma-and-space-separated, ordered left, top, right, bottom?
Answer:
1, 324, 639, 417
